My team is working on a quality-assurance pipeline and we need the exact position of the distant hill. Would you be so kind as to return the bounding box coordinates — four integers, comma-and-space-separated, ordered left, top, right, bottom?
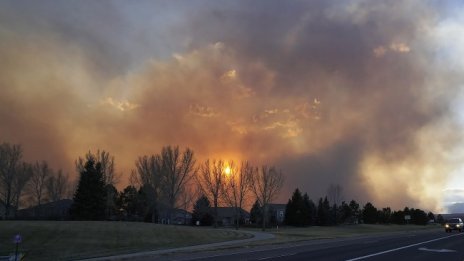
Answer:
446, 202, 464, 214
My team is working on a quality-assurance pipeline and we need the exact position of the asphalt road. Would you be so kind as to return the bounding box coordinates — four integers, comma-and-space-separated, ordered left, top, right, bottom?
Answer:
171, 230, 464, 261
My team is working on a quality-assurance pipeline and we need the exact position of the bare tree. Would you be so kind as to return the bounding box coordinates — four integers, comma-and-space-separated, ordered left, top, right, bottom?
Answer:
135, 155, 162, 222
0, 143, 23, 219
160, 146, 196, 221
13, 162, 33, 215
178, 181, 197, 224
76, 150, 120, 186
221, 161, 253, 230
135, 146, 197, 224
251, 166, 284, 231
46, 169, 69, 202
196, 159, 225, 228
327, 183, 343, 206
29, 160, 51, 207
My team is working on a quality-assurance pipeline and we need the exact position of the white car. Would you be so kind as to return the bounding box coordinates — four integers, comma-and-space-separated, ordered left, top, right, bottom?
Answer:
445, 218, 463, 232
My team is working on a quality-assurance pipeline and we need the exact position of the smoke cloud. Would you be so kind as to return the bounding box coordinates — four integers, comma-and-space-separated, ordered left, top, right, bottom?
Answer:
1, 0, 464, 212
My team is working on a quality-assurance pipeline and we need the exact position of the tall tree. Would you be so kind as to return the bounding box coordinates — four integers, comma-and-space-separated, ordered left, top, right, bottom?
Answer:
13, 163, 32, 212
196, 159, 225, 228
159, 146, 196, 221
349, 200, 360, 224
327, 184, 343, 206
135, 146, 196, 223
285, 188, 307, 226
118, 185, 139, 217
134, 155, 162, 222
70, 157, 106, 220
221, 161, 253, 230
46, 170, 69, 202
250, 200, 262, 225
303, 193, 316, 226
362, 202, 378, 224
76, 150, 120, 220
191, 195, 213, 226
0, 143, 23, 219
317, 197, 331, 226
427, 212, 435, 222
76, 150, 120, 186
250, 165, 284, 231
29, 161, 51, 207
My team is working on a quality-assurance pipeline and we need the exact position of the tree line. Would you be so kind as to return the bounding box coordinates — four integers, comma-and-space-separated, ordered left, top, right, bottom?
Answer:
72, 146, 285, 231
1, 141, 440, 228
0, 143, 70, 219
0, 142, 284, 230
284, 188, 437, 226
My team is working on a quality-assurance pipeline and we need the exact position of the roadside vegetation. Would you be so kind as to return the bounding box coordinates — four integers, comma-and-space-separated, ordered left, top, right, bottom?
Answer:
0, 221, 252, 261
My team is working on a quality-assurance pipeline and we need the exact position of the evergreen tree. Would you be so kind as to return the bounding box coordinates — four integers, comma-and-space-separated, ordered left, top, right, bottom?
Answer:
329, 204, 338, 225
349, 200, 360, 224
378, 207, 392, 224
427, 212, 435, 222
391, 210, 405, 224
250, 200, 262, 225
362, 202, 378, 224
338, 201, 352, 224
284, 198, 294, 225
191, 195, 213, 226
285, 188, 307, 226
411, 208, 428, 225
118, 185, 139, 217
436, 214, 445, 224
317, 197, 330, 226
70, 158, 106, 220
303, 193, 316, 226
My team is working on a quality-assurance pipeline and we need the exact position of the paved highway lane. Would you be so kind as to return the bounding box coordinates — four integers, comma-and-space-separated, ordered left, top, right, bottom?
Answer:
182, 230, 464, 261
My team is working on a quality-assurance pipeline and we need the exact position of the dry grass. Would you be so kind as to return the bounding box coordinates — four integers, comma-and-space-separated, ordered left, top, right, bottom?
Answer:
0, 221, 251, 261
249, 224, 442, 244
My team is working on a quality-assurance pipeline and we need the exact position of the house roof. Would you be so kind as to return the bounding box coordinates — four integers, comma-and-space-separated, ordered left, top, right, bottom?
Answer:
268, 203, 286, 209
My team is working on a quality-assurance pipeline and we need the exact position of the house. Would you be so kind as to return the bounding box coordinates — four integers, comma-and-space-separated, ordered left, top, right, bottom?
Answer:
158, 208, 192, 225
216, 207, 250, 226
16, 199, 72, 220
268, 203, 286, 225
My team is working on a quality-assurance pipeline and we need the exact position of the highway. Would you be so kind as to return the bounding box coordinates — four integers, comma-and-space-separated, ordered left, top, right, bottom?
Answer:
174, 230, 464, 261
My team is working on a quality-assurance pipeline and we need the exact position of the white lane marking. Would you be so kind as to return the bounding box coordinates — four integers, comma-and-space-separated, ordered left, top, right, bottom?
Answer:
418, 247, 456, 253
345, 233, 463, 261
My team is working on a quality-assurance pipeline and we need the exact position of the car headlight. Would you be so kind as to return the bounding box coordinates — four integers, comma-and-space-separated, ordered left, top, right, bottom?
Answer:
457, 225, 461, 228
445, 224, 449, 228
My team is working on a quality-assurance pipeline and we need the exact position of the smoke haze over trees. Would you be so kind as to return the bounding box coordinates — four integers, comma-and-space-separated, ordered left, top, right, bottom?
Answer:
2, 1, 464, 213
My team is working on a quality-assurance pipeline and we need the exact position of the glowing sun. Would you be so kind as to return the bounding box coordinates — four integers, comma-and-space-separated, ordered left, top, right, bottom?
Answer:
224, 166, 231, 176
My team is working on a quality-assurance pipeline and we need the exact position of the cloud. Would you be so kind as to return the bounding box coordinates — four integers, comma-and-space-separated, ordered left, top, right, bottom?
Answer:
1, 0, 464, 212
101, 97, 139, 112
390, 42, 411, 53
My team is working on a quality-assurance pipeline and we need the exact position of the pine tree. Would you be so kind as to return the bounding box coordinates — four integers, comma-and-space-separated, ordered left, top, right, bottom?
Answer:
317, 197, 331, 226
285, 188, 307, 226
191, 195, 213, 226
303, 193, 316, 226
70, 158, 106, 220
250, 200, 262, 225
362, 202, 378, 224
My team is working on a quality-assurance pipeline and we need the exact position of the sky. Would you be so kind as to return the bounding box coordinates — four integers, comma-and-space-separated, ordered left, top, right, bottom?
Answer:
1, 0, 464, 213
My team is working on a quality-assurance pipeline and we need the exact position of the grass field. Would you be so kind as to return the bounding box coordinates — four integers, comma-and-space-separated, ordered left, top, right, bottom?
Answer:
0, 222, 442, 260
250, 224, 442, 245
0, 221, 251, 261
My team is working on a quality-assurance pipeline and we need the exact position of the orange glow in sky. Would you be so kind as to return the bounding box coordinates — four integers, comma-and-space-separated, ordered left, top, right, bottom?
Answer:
1, 1, 464, 213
